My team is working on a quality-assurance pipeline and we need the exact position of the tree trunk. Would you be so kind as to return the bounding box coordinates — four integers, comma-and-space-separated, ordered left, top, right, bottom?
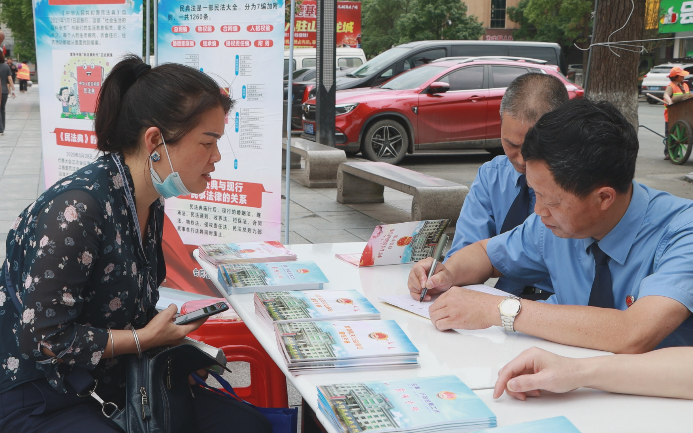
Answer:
585, 0, 646, 130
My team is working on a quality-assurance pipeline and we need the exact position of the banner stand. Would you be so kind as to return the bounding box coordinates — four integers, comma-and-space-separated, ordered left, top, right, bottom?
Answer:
284, 0, 296, 245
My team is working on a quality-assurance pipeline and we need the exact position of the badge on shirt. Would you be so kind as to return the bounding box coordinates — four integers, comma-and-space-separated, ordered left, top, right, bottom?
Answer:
626, 295, 635, 307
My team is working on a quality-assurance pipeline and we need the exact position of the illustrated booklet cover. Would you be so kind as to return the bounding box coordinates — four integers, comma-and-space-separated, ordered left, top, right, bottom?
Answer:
218, 261, 328, 294
255, 290, 380, 326
318, 375, 496, 433
199, 241, 297, 266
471, 416, 580, 432
275, 320, 419, 373
336, 220, 450, 267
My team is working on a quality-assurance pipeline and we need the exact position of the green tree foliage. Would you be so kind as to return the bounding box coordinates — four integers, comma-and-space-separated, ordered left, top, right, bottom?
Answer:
360, 0, 411, 58
396, 0, 484, 44
1, 0, 37, 62
507, 0, 593, 63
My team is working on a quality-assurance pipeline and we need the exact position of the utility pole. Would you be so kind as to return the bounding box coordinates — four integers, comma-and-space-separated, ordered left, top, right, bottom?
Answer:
315, 0, 337, 147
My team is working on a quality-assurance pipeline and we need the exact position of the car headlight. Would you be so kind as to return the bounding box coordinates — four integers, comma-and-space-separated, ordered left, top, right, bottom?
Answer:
335, 103, 359, 116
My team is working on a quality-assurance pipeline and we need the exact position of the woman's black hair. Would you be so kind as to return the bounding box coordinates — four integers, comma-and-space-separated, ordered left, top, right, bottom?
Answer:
0, 52, 5, 63
94, 54, 233, 154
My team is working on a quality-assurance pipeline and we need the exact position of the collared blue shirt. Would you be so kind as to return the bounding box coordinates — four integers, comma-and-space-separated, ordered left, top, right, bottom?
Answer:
445, 156, 552, 295
487, 181, 693, 347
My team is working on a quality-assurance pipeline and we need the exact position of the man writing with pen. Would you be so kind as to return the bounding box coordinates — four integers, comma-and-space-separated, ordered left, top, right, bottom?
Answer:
409, 98, 693, 353
442, 73, 569, 301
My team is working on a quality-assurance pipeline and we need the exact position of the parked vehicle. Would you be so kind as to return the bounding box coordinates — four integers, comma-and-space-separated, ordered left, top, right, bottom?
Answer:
301, 58, 583, 164
283, 47, 366, 75
642, 63, 693, 104
331, 40, 566, 94
283, 67, 355, 130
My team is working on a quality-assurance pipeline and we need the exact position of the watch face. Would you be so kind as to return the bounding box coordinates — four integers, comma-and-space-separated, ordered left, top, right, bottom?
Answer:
500, 298, 521, 316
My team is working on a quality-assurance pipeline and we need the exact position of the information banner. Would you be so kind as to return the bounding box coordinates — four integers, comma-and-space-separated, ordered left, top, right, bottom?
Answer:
284, 1, 361, 48
33, 0, 143, 186
158, 0, 284, 295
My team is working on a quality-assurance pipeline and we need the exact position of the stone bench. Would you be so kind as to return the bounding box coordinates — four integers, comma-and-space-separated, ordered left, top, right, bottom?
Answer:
282, 138, 347, 188
337, 162, 469, 223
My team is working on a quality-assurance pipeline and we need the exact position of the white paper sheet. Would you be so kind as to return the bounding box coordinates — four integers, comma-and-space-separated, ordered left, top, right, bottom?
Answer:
379, 284, 509, 319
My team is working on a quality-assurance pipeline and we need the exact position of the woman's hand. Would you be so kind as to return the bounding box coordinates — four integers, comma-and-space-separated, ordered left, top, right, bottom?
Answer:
138, 304, 207, 351
493, 347, 587, 401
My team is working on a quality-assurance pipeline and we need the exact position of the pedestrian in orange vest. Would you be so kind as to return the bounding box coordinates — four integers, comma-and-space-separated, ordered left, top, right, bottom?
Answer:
663, 66, 692, 160
16, 62, 30, 93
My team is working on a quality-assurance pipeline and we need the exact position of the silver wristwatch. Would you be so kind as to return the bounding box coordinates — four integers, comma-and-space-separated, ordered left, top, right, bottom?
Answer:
498, 295, 522, 332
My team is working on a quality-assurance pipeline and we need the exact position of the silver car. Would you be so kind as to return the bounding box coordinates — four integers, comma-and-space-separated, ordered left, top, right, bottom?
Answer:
641, 63, 693, 104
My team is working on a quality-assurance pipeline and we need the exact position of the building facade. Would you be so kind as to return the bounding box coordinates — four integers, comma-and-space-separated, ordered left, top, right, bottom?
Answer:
321, 383, 399, 431
465, 0, 522, 41
277, 321, 336, 359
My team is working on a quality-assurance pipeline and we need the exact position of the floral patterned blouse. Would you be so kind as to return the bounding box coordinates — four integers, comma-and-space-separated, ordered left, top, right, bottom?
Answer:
0, 153, 166, 394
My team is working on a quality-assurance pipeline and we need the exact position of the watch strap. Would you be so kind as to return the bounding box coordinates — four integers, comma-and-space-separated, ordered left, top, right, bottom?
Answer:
500, 295, 521, 332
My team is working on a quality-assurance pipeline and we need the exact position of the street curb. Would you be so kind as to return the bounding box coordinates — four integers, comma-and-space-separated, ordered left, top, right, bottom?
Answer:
685, 173, 693, 184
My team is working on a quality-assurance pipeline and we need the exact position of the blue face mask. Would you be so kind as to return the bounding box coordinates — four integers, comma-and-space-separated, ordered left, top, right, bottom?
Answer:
150, 134, 192, 199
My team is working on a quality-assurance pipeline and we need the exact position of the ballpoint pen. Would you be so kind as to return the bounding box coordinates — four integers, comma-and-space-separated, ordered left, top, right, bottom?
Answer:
420, 233, 448, 302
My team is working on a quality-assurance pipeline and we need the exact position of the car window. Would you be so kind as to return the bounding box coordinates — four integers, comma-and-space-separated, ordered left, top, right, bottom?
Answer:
379, 68, 394, 79
685, 67, 693, 74
284, 68, 310, 80
380, 65, 447, 90
338, 57, 363, 68
351, 47, 409, 78
492, 66, 530, 88
403, 49, 447, 71
507, 46, 557, 64
302, 58, 316, 68
284, 59, 296, 75
304, 70, 316, 81
451, 45, 507, 57
438, 66, 484, 91
651, 66, 672, 73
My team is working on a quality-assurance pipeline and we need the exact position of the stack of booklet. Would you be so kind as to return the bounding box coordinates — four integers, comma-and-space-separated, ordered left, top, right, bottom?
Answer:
275, 320, 419, 374
318, 375, 496, 432
255, 290, 381, 327
199, 241, 297, 266
218, 261, 329, 294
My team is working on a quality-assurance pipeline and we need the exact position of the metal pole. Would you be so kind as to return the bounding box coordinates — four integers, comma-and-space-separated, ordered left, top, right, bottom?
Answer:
284, 0, 296, 245
583, 0, 599, 91
145, 0, 151, 64
153, 0, 158, 66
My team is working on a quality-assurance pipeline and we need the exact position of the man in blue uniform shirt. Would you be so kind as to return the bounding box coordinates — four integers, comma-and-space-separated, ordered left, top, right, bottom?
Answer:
446, 73, 568, 300
409, 99, 693, 353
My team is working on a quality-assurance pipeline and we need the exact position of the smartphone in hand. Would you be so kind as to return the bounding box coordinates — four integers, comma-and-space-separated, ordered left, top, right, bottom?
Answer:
174, 301, 229, 325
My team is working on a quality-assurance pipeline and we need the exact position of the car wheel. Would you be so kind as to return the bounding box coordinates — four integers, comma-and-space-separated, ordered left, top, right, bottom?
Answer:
362, 119, 408, 164
486, 148, 505, 156
646, 96, 659, 105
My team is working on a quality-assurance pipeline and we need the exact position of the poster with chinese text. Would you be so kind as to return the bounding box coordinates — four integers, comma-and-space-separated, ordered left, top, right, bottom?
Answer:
158, 0, 284, 295
284, 1, 361, 48
33, 0, 143, 186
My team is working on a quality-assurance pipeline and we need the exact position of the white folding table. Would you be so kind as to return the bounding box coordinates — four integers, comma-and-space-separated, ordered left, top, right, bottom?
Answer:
194, 242, 693, 432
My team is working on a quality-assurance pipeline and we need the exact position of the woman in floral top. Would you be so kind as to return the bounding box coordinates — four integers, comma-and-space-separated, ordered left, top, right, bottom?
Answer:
0, 56, 271, 432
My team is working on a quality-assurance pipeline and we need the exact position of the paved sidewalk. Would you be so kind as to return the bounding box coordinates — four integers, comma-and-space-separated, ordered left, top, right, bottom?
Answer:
0, 85, 43, 264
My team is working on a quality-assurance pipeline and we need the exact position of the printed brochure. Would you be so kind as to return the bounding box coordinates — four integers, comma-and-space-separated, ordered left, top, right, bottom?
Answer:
336, 220, 449, 267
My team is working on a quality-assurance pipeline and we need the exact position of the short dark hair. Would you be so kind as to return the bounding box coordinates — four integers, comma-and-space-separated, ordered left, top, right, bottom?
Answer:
499, 73, 569, 124
95, 54, 233, 154
522, 99, 638, 197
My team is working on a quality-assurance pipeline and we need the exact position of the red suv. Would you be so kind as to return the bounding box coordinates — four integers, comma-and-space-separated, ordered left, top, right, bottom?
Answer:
301, 58, 583, 164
